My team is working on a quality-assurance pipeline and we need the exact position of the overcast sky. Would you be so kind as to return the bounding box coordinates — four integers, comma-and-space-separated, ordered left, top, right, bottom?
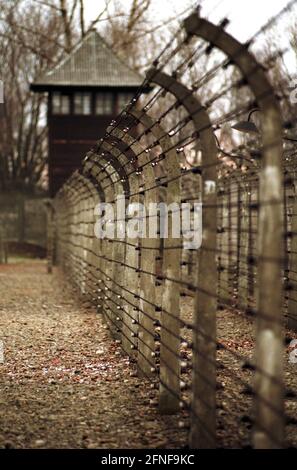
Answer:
83, 0, 297, 70
83, 0, 291, 40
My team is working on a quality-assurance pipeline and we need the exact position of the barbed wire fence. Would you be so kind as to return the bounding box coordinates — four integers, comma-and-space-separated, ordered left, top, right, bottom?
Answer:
51, 2, 297, 449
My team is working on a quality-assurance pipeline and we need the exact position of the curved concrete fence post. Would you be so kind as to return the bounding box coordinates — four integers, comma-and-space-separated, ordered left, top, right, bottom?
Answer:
84, 146, 131, 337
128, 104, 182, 413
105, 128, 146, 362
184, 13, 284, 449
111, 113, 161, 379
146, 67, 218, 439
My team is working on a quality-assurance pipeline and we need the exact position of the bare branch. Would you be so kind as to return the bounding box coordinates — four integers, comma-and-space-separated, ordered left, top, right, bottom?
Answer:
0, 31, 54, 61
0, 16, 67, 51
79, 0, 85, 37
31, 0, 64, 12
59, 0, 72, 51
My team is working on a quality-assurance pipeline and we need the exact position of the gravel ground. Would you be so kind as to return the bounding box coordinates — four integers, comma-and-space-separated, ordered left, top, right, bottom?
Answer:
0, 262, 188, 449
181, 298, 297, 448
215, 308, 297, 448
2, 262, 296, 449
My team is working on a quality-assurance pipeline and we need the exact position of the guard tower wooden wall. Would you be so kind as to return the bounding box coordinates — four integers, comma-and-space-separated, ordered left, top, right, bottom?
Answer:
31, 30, 143, 196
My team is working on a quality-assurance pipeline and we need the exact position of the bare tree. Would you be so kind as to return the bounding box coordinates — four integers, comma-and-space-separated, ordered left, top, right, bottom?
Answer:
0, 0, 161, 192
101, 0, 155, 70
0, 0, 65, 191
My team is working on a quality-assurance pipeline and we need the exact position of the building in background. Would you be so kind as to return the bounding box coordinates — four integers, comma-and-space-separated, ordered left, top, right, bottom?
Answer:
31, 30, 144, 196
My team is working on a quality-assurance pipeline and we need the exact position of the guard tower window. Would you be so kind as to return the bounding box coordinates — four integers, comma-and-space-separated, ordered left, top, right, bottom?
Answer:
95, 92, 113, 115
118, 92, 134, 111
52, 92, 70, 115
74, 92, 92, 115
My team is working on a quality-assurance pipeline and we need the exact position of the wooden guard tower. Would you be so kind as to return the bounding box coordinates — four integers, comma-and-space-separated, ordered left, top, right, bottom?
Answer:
31, 30, 144, 196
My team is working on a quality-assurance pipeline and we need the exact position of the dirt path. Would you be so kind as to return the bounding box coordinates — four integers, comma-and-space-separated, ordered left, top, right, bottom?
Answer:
0, 262, 187, 449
